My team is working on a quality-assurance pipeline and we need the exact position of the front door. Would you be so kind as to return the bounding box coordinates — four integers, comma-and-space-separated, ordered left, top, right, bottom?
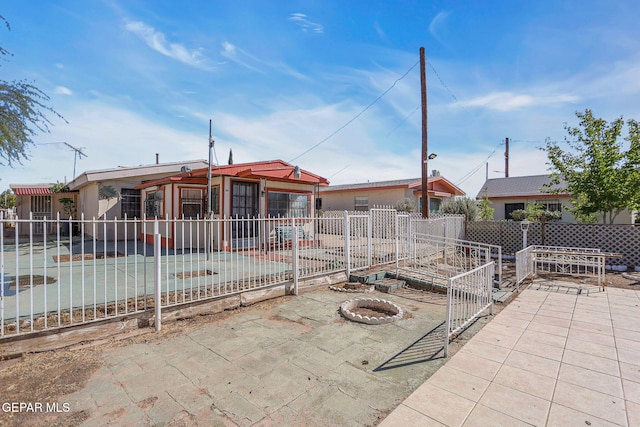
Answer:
231, 181, 259, 239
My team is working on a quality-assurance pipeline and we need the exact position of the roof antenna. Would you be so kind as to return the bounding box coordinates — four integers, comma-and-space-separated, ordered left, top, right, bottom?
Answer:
64, 142, 87, 181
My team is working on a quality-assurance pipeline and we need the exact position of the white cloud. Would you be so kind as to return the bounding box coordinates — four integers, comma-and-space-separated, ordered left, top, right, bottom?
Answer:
289, 13, 324, 34
124, 20, 212, 70
373, 21, 389, 44
429, 11, 450, 46
2, 102, 208, 185
219, 41, 308, 80
458, 92, 579, 112
220, 41, 262, 72
55, 86, 73, 95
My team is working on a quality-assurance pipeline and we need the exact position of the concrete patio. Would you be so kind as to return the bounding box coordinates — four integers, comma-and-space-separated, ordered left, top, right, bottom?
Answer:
62, 286, 477, 426
381, 285, 640, 426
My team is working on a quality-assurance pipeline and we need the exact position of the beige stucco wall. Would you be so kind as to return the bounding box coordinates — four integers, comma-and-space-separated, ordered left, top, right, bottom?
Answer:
320, 188, 416, 211
79, 181, 144, 240
489, 197, 635, 224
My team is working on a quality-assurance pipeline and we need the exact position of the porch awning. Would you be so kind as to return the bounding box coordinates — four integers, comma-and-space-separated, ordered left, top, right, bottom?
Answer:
13, 187, 52, 195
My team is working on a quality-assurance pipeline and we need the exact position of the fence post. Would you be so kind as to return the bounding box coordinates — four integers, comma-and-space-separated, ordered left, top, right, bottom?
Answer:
344, 211, 351, 278
292, 217, 299, 295
444, 278, 452, 358
367, 214, 372, 269
395, 212, 399, 271
489, 262, 494, 315
154, 219, 161, 331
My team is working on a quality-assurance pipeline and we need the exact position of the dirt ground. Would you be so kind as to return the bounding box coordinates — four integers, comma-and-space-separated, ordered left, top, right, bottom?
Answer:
1, 269, 638, 426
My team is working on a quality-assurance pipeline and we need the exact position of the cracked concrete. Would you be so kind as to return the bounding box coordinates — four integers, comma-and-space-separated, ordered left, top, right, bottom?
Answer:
63, 287, 491, 426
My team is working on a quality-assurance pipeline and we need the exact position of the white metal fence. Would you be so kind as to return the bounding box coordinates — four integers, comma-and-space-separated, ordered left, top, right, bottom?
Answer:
515, 246, 534, 288
1, 211, 466, 339
397, 233, 502, 287
444, 261, 494, 357
515, 245, 606, 291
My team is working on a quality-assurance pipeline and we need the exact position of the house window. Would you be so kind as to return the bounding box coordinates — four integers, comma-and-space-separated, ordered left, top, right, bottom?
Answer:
354, 196, 368, 211
505, 203, 525, 220
208, 186, 220, 214
181, 188, 203, 218
536, 199, 562, 212
418, 196, 438, 213
268, 192, 309, 217
145, 190, 163, 217
121, 188, 141, 218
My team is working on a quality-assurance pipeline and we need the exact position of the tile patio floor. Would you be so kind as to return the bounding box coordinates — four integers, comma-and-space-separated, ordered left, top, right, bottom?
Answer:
380, 286, 640, 426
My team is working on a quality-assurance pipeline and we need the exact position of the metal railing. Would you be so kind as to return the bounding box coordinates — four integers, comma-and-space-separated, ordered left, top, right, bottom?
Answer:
397, 233, 502, 287
1, 210, 471, 339
515, 246, 534, 289
444, 261, 494, 357
515, 245, 606, 291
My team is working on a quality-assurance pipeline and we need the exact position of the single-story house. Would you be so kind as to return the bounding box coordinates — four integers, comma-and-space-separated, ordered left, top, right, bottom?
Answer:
136, 159, 329, 250
318, 175, 465, 213
476, 174, 635, 224
11, 159, 210, 238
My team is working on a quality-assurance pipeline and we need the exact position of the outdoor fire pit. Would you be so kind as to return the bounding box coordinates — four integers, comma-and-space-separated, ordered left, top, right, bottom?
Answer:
340, 298, 403, 325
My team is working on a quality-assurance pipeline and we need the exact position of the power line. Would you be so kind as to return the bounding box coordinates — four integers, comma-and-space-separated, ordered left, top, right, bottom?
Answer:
386, 105, 420, 136
327, 164, 351, 179
289, 60, 420, 163
428, 61, 457, 102
454, 141, 504, 186
385, 62, 458, 137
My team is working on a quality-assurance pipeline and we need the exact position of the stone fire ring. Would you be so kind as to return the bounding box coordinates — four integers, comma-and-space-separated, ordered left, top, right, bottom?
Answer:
340, 298, 403, 325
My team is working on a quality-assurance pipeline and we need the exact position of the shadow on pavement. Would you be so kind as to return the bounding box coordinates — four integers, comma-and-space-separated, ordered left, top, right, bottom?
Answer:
374, 321, 446, 371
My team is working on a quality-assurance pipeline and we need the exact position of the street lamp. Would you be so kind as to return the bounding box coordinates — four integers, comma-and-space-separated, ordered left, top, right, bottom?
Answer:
520, 220, 530, 249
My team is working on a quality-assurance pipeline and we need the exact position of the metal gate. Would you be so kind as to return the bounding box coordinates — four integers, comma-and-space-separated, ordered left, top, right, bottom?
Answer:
346, 213, 370, 275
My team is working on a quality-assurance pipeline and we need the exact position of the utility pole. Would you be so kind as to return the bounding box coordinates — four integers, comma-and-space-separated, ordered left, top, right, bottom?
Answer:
420, 47, 429, 218
63, 142, 87, 180
207, 120, 214, 217
504, 137, 509, 178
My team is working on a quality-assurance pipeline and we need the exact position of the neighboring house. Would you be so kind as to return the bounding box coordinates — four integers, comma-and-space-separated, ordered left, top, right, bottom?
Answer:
10, 184, 79, 234
318, 175, 465, 212
476, 174, 635, 224
136, 159, 329, 250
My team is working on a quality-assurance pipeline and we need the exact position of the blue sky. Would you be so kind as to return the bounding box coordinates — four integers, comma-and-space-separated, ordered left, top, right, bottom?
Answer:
2, 0, 639, 197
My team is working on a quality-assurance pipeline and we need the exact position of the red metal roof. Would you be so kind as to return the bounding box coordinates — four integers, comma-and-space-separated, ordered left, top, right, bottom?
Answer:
137, 160, 329, 189
13, 187, 52, 195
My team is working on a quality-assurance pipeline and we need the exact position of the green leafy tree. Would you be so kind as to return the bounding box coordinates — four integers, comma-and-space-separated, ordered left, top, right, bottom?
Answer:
0, 189, 16, 209
0, 16, 64, 166
544, 109, 640, 224
477, 188, 494, 220
440, 197, 478, 221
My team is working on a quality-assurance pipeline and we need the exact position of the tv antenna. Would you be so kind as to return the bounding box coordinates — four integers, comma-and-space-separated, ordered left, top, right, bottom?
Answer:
63, 143, 87, 179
